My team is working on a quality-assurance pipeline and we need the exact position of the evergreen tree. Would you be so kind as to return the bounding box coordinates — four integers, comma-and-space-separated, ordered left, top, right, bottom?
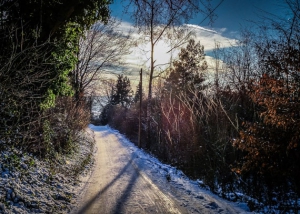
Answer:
134, 80, 143, 103
111, 74, 133, 108
165, 39, 207, 95
99, 103, 113, 125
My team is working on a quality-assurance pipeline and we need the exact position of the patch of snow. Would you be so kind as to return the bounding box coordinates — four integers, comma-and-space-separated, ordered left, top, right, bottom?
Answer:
0, 128, 94, 214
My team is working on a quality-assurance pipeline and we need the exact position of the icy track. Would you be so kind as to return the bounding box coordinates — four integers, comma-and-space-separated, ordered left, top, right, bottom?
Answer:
72, 125, 251, 214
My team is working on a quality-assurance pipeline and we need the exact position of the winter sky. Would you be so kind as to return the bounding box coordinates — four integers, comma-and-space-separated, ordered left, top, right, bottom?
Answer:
104, 0, 290, 84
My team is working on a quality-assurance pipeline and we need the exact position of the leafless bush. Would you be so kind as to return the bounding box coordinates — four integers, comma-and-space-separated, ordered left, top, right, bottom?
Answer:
44, 97, 91, 154
0, 38, 91, 156
0, 42, 54, 151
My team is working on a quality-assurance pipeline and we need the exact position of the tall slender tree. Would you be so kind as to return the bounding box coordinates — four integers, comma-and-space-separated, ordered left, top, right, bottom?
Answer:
134, 79, 144, 103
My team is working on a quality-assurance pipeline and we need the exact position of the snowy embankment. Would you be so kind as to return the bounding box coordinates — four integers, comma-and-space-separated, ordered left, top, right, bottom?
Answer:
89, 125, 251, 213
0, 129, 95, 214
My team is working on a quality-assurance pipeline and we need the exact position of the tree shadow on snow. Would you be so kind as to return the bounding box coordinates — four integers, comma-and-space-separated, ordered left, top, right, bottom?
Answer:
75, 153, 140, 214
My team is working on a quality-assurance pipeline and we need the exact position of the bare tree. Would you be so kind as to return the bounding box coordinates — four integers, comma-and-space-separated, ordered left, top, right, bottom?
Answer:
129, 0, 208, 101
72, 18, 133, 101
126, 0, 209, 146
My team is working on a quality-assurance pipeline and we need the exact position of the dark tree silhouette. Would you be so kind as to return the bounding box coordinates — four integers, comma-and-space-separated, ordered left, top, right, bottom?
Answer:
111, 74, 133, 108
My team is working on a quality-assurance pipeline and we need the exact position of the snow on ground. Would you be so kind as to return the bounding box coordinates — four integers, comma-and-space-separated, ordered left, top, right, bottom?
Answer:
0, 129, 95, 214
89, 124, 251, 213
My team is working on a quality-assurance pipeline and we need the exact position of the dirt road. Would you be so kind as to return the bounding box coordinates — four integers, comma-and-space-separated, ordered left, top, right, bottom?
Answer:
73, 126, 186, 214
72, 126, 248, 214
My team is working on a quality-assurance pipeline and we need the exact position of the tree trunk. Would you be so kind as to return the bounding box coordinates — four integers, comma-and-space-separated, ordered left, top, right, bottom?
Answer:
146, 6, 155, 149
138, 69, 142, 148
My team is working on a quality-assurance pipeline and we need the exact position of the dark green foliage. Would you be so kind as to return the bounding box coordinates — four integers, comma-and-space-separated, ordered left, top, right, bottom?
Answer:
99, 104, 113, 125
99, 75, 133, 125
133, 80, 144, 103
0, 0, 110, 42
0, 0, 111, 105
164, 39, 207, 94
0, 0, 111, 154
111, 75, 133, 108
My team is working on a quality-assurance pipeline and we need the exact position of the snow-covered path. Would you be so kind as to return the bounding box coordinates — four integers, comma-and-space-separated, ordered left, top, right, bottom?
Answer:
72, 125, 250, 214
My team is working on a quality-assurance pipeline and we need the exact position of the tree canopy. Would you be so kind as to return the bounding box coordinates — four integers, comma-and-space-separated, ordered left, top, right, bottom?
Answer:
165, 39, 207, 94
0, 0, 111, 42
111, 74, 133, 108
0, 0, 111, 151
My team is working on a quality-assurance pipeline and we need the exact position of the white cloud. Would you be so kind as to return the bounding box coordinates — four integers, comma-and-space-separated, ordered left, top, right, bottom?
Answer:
111, 19, 238, 83
184, 24, 218, 34
219, 28, 227, 33
114, 20, 139, 37
185, 24, 237, 51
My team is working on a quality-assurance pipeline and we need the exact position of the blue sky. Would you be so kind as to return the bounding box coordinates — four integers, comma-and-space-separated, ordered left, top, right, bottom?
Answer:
110, 0, 289, 39
194, 0, 290, 38
105, 0, 291, 85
